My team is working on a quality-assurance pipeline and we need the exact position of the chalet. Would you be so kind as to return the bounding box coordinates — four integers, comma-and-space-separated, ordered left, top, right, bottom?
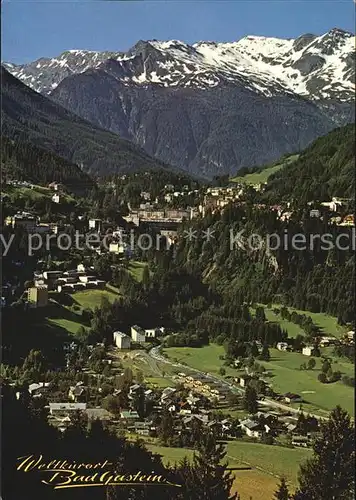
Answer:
309, 209, 321, 218
239, 376, 251, 388
129, 384, 142, 395
302, 346, 316, 356
240, 419, 264, 438
28, 382, 51, 397
134, 421, 151, 436
52, 194, 60, 204
43, 270, 63, 281
221, 419, 232, 433
88, 219, 102, 232
345, 331, 355, 343
48, 182, 63, 191
144, 327, 164, 338
320, 197, 345, 212
292, 435, 310, 448
284, 393, 302, 404
319, 336, 338, 347
276, 342, 289, 351
186, 395, 202, 409
287, 423, 298, 433
57, 284, 75, 293
68, 383, 88, 402
161, 387, 177, 403
109, 243, 125, 255
206, 420, 221, 432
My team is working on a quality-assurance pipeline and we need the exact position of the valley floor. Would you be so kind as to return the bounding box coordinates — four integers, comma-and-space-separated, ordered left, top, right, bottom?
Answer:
163, 345, 354, 416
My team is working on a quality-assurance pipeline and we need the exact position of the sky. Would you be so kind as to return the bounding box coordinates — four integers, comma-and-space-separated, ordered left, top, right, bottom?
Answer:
2, 0, 355, 64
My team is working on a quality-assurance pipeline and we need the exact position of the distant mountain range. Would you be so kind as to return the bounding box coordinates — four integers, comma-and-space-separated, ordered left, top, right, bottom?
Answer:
1, 67, 177, 178
3, 29, 355, 178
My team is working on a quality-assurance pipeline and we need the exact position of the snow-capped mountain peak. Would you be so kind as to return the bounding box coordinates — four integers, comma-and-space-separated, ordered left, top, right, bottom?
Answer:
3, 28, 355, 100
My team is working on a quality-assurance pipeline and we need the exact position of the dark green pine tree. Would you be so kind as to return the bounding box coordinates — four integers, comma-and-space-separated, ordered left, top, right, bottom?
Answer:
274, 477, 290, 499
259, 344, 270, 361
142, 265, 150, 291
176, 432, 237, 499
294, 406, 355, 500
243, 385, 258, 414
158, 409, 175, 445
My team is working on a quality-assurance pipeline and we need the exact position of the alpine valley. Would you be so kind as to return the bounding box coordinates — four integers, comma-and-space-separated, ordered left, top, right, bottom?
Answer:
3, 28, 355, 178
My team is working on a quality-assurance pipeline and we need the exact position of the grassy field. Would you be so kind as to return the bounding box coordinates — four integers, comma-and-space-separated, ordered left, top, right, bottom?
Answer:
268, 304, 348, 339
250, 306, 304, 338
164, 344, 354, 416
146, 377, 174, 388
251, 304, 348, 339
47, 315, 86, 335
147, 440, 310, 499
230, 155, 299, 185
45, 287, 121, 336
163, 344, 238, 378
128, 261, 148, 282
71, 287, 120, 309
2, 184, 75, 204
260, 349, 354, 416
45, 301, 86, 336
227, 440, 311, 489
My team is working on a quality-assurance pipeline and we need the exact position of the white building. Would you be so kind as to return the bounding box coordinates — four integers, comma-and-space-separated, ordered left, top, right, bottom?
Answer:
320, 197, 344, 213
131, 325, 146, 343
145, 328, 157, 338
88, 218, 102, 232
240, 419, 263, 438
141, 191, 151, 201
145, 327, 165, 338
276, 342, 289, 351
109, 242, 124, 255
113, 331, 131, 349
302, 346, 314, 356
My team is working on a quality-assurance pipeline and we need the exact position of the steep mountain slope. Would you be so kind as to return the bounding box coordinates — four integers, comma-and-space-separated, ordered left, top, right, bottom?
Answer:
264, 123, 355, 202
1, 136, 94, 189
50, 65, 354, 177
1, 67, 178, 177
4, 29, 354, 178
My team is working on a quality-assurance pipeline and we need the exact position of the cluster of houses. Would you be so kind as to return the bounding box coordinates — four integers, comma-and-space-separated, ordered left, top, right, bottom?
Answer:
276, 332, 354, 356
173, 372, 231, 402
113, 325, 165, 349
26, 264, 106, 306
4, 211, 73, 235
25, 377, 315, 447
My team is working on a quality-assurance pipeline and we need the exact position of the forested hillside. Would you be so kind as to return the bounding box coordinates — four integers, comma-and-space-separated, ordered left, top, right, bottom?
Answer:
1, 136, 94, 189
173, 203, 354, 326
1, 67, 180, 177
264, 124, 355, 203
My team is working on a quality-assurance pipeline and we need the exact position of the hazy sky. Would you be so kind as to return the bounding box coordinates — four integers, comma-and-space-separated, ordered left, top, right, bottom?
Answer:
2, 0, 355, 64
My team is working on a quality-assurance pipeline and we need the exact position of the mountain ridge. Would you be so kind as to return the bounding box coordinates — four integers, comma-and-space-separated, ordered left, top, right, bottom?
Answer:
3, 28, 355, 179
4, 28, 355, 101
